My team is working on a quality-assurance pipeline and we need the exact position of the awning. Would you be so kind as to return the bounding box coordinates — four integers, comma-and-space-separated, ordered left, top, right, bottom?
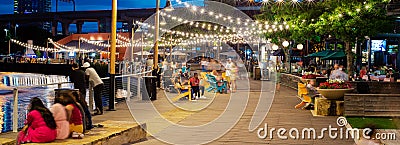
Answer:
321, 51, 346, 60
306, 50, 333, 57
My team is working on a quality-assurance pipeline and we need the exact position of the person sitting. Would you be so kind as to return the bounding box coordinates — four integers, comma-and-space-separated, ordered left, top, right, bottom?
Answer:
58, 92, 84, 135
50, 97, 70, 140
17, 97, 57, 144
70, 91, 94, 130
303, 79, 318, 110
329, 64, 348, 81
295, 80, 317, 109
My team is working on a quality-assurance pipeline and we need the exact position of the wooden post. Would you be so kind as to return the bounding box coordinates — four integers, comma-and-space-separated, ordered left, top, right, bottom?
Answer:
12, 88, 18, 132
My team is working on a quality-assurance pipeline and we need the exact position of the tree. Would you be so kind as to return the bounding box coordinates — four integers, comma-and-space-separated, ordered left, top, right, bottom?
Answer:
256, 0, 394, 76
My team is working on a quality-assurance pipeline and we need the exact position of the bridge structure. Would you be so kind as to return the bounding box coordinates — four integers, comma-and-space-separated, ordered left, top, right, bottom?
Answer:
0, 6, 261, 36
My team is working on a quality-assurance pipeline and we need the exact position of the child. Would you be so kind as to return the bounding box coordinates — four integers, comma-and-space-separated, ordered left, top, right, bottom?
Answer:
303, 79, 318, 110
295, 79, 317, 110
199, 75, 206, 99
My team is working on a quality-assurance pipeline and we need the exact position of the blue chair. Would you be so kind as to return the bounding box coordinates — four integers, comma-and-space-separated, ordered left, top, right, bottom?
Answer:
206, 74, 227, 93
206, 74, 217, 92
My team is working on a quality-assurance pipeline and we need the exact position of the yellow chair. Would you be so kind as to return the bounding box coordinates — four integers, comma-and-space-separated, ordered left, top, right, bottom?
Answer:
171, 82, 192, 102
297, 82, 311, 103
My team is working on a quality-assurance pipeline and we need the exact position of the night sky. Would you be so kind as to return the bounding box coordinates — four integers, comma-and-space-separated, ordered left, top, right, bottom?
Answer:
0, 0, 173, 14
0, 0, 198, 32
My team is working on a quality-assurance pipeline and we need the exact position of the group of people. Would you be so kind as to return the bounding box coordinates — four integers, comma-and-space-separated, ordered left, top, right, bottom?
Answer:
165, 57, 239, 101
17, 61, 105, 144
17, 92, 86, 144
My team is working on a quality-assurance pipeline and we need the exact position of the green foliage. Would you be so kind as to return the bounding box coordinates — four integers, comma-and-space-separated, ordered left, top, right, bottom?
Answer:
256, 0, 394, 43
346, 117, 399, 129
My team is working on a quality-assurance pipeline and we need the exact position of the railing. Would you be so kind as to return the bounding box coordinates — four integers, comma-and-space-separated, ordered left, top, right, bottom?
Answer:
5, 65, 152, 134
10, 82, 73, 132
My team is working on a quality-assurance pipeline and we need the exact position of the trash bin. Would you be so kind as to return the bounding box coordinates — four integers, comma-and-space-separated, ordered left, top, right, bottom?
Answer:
143, 76, 157, 100
253, 66, 261, 80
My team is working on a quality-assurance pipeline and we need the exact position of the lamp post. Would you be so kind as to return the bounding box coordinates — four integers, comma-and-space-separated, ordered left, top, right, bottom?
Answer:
4, 29, 9, 55
108, 0, 117, 111
296, 43, 303, 74
154, 0, 160, 69
14, 24, 18, 38
282, 40, 289, 72
272, 44, 279, 71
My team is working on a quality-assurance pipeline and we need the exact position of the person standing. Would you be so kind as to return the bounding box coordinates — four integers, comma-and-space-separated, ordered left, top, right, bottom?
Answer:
189, 73, 200, 100
70, 63, 87, 99
82, 62, 104, 115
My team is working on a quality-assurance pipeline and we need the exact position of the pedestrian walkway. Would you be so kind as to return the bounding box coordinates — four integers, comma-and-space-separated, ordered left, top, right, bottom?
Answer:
132, 79, 355, 145
0, 79, 356, 145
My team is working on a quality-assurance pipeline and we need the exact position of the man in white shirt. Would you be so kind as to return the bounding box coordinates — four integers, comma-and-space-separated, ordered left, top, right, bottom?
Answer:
82, 62, 104, 115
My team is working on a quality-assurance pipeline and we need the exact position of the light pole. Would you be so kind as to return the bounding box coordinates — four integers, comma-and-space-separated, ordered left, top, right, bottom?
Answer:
131, 20, 135, 63
14, 24, 18, 38
108, 0, 117, 111
154, 0, 160, 69
4, 29, 9, 55
272, 44, 279, 71
282, 40, 289, 72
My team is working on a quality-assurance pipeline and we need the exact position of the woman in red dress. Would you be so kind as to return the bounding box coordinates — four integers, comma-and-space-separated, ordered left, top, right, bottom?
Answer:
17, 97, 57, 144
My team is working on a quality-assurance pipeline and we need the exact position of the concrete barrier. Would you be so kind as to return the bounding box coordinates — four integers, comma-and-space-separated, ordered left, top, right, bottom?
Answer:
0, 121, 147, 145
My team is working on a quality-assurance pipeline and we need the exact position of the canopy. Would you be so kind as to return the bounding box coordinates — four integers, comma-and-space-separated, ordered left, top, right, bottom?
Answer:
321, 51, 346, 60
306, 50, 333, 57
133, 51, 153, 55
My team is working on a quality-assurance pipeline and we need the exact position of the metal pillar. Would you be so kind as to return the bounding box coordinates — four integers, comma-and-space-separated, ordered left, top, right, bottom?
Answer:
154, 0, 160, 69
108, 0, 117, 111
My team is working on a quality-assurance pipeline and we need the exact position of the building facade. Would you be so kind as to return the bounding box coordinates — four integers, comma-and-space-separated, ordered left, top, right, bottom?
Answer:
14, 0, 52, 31
14, 0, 51, 14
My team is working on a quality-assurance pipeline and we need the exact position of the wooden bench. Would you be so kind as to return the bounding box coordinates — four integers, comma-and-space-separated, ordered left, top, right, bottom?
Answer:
0, 120, 147, 145
344, 94, 400, 117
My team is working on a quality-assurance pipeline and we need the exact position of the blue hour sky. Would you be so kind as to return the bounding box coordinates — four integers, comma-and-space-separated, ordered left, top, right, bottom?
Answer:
0, 0, 198, 32
0, 0, 175, 14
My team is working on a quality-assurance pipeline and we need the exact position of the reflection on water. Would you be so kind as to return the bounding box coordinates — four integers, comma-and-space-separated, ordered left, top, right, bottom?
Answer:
0, 72, 73, 133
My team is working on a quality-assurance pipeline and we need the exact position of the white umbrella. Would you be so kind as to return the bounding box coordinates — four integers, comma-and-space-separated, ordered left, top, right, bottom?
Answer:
133, 51, 153, 55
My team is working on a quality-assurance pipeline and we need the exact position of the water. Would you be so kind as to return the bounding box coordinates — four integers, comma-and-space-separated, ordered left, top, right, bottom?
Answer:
0, 72, 73, 133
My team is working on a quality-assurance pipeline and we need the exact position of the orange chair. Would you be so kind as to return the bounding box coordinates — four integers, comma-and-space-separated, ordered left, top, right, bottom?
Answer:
295, 82, 312, 109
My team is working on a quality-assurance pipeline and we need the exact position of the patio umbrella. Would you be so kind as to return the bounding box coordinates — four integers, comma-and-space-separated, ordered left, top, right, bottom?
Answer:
321, 51, 346, 60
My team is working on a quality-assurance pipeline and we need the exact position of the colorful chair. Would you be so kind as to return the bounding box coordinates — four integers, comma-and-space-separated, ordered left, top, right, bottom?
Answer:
295, 82, 312, 109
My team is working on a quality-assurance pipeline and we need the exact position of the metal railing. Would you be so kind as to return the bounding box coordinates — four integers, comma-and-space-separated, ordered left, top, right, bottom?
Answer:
10, 82, 72, 132
8, 68, 152, 133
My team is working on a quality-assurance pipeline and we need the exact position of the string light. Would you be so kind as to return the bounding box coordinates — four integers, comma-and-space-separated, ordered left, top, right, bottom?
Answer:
11, 39, 58, 52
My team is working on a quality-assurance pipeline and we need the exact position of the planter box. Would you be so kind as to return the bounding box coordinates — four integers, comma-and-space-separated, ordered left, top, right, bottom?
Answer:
317, 88, 354, 100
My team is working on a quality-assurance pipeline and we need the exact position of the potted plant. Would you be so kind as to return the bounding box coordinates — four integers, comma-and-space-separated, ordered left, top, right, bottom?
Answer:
317, 79, 354, 100
301, 72, 323, 83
